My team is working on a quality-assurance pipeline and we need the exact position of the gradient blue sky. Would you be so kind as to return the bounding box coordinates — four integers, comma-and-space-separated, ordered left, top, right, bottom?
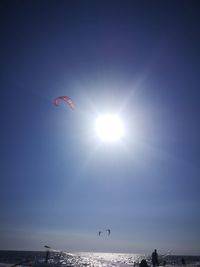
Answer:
1, 0, 200, 255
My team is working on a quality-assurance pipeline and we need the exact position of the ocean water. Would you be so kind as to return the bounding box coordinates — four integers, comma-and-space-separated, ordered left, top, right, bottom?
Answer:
0, 251, 199, 267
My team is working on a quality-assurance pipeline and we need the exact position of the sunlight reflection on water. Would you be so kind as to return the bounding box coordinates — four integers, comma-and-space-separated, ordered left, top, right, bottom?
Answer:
0, 251, 200, 267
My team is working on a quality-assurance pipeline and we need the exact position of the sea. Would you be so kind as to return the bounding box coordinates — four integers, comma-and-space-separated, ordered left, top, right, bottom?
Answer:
0, 251, 200, 267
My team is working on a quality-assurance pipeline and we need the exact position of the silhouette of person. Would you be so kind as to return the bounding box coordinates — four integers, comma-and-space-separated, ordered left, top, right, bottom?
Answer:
181, 258, 186, 265
45, 250, 50, 263
140, 259, 148, 267
152, 249, 159, 267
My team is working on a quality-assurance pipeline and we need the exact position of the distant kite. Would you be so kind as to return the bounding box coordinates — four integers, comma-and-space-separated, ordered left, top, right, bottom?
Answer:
98, 229, 111, 236
54, 96, 75, 110
106, 229, 111, 235
44, 245, 51, 249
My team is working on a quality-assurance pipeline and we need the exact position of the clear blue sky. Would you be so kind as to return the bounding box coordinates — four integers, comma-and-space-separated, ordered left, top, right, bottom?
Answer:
1, 0, 200, 255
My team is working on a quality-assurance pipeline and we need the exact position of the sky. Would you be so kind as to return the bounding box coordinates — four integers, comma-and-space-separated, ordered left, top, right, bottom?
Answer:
1, 0, 200, 255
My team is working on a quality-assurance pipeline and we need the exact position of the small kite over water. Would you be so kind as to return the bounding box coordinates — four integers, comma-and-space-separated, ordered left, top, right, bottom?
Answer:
44, 245, 51, 249
54, 96, 75, 110
98, 229, 111, 236
106, 229, 111, 235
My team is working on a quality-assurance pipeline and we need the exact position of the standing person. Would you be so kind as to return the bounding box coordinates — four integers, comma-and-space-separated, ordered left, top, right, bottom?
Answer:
181, 258, 186, 265
152, 249, 159, 267
45, 250, 50, 263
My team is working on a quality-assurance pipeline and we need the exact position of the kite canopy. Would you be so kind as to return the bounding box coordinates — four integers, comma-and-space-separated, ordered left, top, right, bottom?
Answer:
44, 245, 51, 249
98, 229, 111, 236
106, 229, 111, 235
54, 96, 75, 109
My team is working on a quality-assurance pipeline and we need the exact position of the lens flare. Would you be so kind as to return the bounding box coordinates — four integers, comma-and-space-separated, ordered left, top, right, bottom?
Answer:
95, 114, 124, 142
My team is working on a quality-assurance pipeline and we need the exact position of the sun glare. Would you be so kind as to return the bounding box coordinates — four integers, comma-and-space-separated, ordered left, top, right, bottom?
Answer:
95, 114, 124, 142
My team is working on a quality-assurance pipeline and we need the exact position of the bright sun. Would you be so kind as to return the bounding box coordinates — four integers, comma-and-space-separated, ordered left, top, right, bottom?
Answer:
95, 114, 124, 142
